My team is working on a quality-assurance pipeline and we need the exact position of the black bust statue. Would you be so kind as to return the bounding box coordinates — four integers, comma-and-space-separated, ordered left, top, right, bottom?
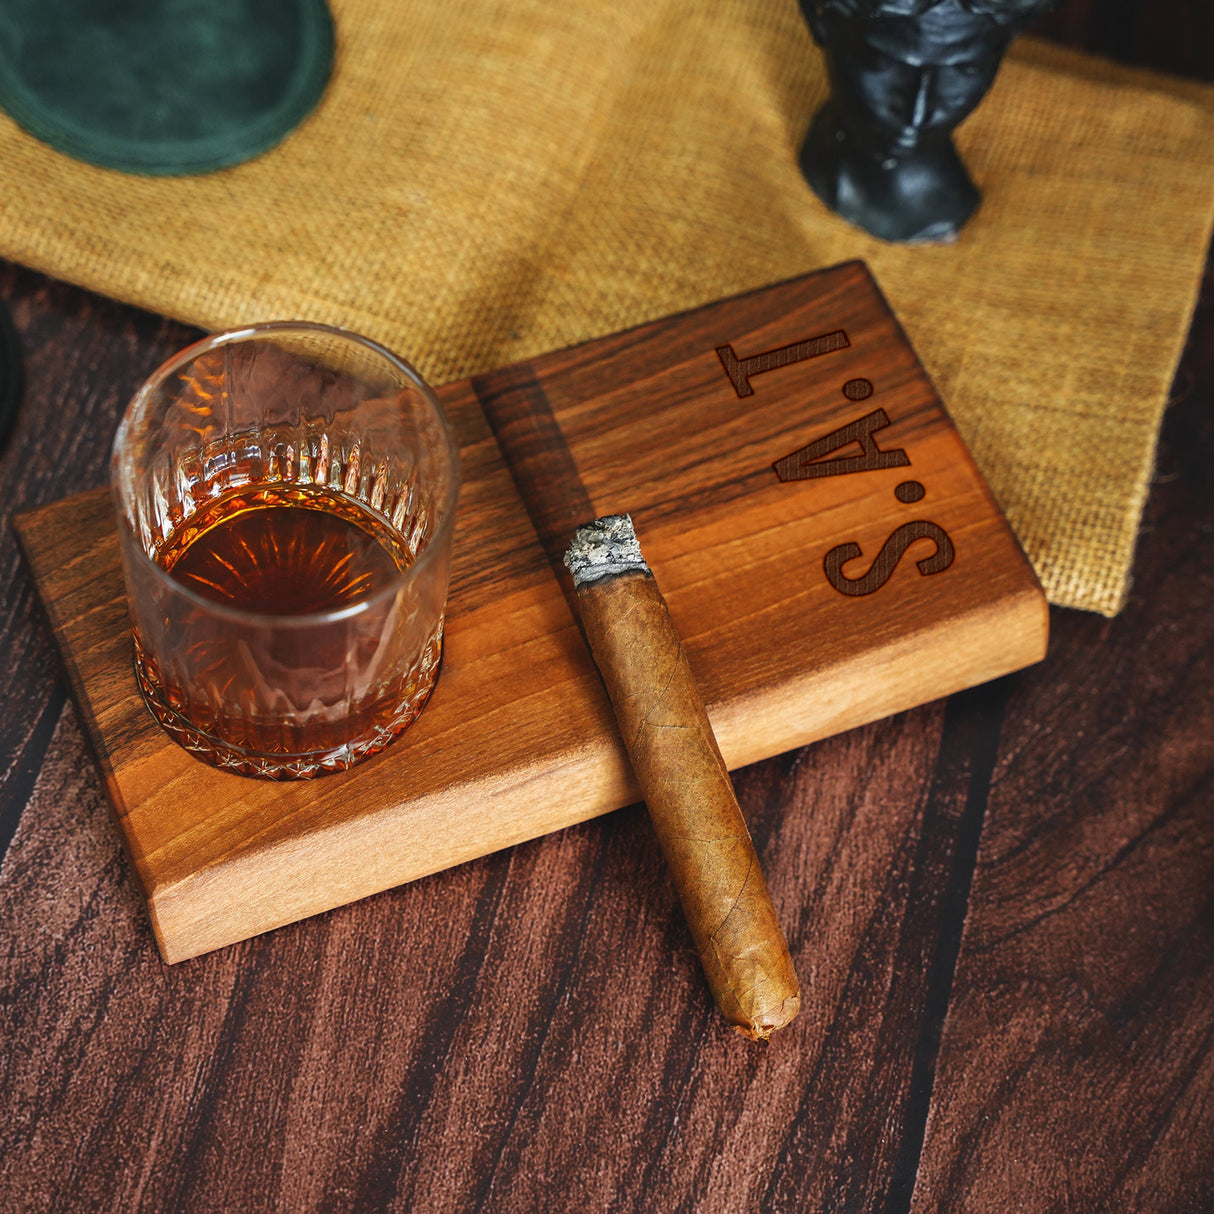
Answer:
798, 0, 1055, 242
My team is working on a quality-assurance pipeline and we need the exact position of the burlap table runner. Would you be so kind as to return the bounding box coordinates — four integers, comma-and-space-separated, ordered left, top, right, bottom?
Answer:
2, 2, 1212, 615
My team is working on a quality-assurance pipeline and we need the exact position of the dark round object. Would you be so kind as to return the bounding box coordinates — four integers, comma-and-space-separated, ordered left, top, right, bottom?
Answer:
0, 0, 334, 176
843, 378, 874, 401
0, 298, 21, 449
895, 480, 926, 504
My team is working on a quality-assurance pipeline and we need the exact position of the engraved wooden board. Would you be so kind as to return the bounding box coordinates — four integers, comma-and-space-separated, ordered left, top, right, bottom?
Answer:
14, 262, 1047, 963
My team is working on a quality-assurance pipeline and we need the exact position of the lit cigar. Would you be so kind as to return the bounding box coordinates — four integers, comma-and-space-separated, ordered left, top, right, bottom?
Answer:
565, 515, 801, 1040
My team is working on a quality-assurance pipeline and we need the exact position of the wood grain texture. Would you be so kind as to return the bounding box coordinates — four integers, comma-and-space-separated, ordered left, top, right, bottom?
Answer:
14, 262, 1046, 962
0, 262, 200, 859
9, 248, 1204, 1214
0, 670, 1003, 1213
910, 262, 1214, 1212
2, 5, 1209, 1205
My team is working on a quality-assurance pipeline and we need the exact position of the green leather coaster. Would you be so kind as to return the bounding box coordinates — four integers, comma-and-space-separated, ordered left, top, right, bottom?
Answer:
0, 0, 334, 175
0, 299, 20, 449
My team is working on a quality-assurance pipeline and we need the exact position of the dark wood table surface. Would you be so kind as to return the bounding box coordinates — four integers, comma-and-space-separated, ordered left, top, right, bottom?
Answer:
2, 10, 1212, 1212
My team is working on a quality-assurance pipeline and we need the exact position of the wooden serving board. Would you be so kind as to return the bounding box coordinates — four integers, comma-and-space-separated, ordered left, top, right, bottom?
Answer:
14, 262, 1047, 963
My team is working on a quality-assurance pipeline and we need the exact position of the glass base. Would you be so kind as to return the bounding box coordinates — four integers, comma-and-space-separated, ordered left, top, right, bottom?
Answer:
133, 632, 443, 780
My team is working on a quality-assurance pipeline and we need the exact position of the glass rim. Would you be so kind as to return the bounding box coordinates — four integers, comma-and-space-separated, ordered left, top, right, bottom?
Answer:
111, 320, 461, 628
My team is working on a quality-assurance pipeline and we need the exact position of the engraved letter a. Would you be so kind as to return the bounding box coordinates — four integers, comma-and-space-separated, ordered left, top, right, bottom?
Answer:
773, 408, 910, 482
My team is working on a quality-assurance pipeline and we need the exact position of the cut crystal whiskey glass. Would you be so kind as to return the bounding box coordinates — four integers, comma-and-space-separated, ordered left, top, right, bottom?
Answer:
111, 322, 460, 779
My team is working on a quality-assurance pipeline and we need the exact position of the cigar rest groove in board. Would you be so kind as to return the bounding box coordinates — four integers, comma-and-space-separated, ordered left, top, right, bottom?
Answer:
14, 262, 1047, 961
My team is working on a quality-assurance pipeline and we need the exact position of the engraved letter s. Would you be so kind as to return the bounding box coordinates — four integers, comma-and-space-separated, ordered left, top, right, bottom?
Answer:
824, 521, 955, 597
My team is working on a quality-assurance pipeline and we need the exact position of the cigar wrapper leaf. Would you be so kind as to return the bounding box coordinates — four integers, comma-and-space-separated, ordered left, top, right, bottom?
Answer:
565, 515, 801, 1040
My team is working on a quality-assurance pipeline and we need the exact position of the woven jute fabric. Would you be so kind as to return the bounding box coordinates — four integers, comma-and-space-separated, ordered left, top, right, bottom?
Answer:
2, 3, 1212, 615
